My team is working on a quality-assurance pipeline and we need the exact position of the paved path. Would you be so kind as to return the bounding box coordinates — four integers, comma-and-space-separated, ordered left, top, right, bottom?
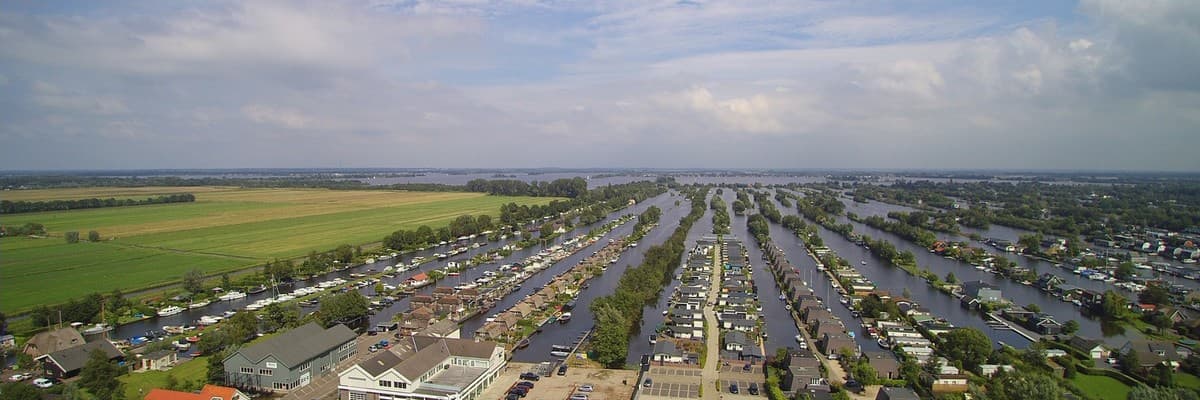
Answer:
701, 242, 723, 400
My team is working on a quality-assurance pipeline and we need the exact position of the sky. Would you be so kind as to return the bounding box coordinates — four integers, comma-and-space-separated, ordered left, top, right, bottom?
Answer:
0, 0, 1198, 172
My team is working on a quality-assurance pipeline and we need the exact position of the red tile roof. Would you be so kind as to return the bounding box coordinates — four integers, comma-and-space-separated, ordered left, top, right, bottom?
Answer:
144, 385, 243, 400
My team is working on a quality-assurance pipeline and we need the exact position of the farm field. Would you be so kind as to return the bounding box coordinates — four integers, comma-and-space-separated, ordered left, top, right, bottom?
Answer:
0, 188, 555, 313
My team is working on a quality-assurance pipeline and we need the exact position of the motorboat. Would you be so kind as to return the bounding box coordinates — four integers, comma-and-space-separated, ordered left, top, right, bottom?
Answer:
558, 312, 572, 323
550, 351, 571, 357
188, 300, 210, 309
157, 306, 183, 317
218, 291, 246, 301
649, 335, 657, 344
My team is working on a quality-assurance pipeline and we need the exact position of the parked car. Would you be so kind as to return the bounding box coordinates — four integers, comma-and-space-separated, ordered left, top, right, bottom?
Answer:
742, 363, 752, 372
578, 384, 594, 392
505, 394, 521, 400
644, 378, 653, 387
508, 387, 528, 397
569, 394, 588, 400
748, 383, 759, 395
516, 381, 535, 389
557, 365, 568, 376
8, 373, 29, 382
520, 372, 541, 381
729, 383, 739, 394
33, 378, 54, 389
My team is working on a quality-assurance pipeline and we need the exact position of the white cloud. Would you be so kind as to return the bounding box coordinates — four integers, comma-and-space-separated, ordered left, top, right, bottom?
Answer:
32, 81, 129, 115
241, 104, 313, 129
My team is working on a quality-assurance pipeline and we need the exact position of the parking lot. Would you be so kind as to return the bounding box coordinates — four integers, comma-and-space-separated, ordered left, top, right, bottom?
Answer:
717, 364, 761, 374
480, 362, 637, 400
642, 381, 701, 398
716, 363, 765, 397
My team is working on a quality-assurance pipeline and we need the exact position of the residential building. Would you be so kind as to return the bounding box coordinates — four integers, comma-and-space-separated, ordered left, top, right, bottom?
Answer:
864, 351, 900, 379
962, 281, 1002, 302
1068, 336, 1109, 360
23, 327, 86, 358
1121, 340, 1182, 370
931, 374, 969, 393
144, 385, 250, 400
876, 387, 920, 400
337, 335, 506, 400
38, 340, 124, 379
652, 341, 685, 363
224, 322, 358, 392
140, 350, 178, 371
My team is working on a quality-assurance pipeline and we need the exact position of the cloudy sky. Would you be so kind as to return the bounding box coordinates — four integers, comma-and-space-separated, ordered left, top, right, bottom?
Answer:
1, 0, 1197, 171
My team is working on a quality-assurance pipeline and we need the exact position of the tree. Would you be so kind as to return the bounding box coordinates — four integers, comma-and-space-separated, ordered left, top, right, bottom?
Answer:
261, 303, 300, 332
1018, 233, 1043, 254
182, 268, 206, 293
1025, 303, 1041, 313
79, 349, 123, 400
1120, 349, 1141, 375
944, 272, 958, 284
0, 311, 6, 334
939, 328, 991, 372
1150, 312, 1174, 334
87, 230, 101, 242
1116, 261, 1137, 281
318, 291, 369, 328
1128, 385, 1200, 400
334, 244, 354, 264
65, 231, 80, 243
225, 311, 259, 344
1140, 284, 1173, 306
1099, 290, 1130, 319
1062, 319, 1080, 335
0, 382, 42, 400
971, 369, 1062, 400
207, 350, 228, 384
374, 282, 385, 295
220, 273, 232, 289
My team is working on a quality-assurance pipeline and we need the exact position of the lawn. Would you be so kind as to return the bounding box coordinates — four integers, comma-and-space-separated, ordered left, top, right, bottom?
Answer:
120, 355, 210, 399
1070, 373, 1133, 400
1175, 371, 1200, 390
1, 188, 555, 313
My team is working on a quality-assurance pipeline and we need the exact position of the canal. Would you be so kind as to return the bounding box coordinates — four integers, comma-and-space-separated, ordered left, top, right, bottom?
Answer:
511, 191, 694, 363
769, 193, 1034, 349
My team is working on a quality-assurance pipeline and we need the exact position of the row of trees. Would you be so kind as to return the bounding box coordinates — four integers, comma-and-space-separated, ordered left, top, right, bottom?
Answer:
465, 177, 589, 198
0, 193, 196, 214
590, 188, 708, 367
711, 194, 730, 234
64, 230, 102, 243
1, 222, 46, 236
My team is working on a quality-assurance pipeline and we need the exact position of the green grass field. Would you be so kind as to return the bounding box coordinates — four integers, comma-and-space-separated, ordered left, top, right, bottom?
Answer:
1070, 373, 1133, 400
120, 355, 209, 399
0, 188, 554, 313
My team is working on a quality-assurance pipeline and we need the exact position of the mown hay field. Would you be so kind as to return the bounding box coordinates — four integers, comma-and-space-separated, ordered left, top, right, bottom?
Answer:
0, 188, 555, 313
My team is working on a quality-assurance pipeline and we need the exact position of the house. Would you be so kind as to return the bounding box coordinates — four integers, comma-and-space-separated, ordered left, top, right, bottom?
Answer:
739, 344, 764, 362
652, 341, 685, 363
144, 385, 250, 400
1068, 336, 1109, 360
820, 333, 856, 357
813, 319, 844, 338
979, 364, 1015, 377
23, 327, 86, 358
876, 387, 920, 400
962, 281, 1002, 302
337, 335, 506, 400
410, 295, 436, 309
727, 318, 756, 333
37, 339, 124, 379
724, 332, 748, 352
1033, 315, 1064, 335
0, 334, 16, 350
931, 374, 969, 393
432, 287, 456, 298
224, 322, 358, 392
417, 320, 461, 339
140, 350, 178, 371
435, 296, 464, 315
1121, 340, 1182, 370
864, 351, 900, 379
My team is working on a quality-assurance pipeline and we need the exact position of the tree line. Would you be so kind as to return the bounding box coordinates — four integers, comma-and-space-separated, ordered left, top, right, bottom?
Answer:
0, 193, 196, 214
589, 187, 708, 367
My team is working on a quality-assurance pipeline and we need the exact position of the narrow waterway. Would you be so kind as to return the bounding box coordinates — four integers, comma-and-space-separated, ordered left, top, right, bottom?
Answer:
510, 193, 693, 363
720, 191, 803, 354
770, 193, 1033, 349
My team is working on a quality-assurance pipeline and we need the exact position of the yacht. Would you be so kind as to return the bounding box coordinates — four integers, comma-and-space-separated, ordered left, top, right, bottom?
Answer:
218, 291, 246, 301
558, 312, 572, 323
188, 300, 210, 309
157, 306, 183, 317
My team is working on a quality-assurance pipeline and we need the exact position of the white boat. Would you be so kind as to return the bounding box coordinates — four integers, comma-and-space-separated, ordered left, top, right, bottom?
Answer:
795, 334, 805, 344
199, 315, 222, 325
188, 300, 210, 309
157, 306, 183, 317
219, 291, 246, 301
861, 261, 867, 265
558, 312, 572, 323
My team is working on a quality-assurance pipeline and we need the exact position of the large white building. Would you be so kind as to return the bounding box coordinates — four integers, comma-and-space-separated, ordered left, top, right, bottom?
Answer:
338, 335, 506, 400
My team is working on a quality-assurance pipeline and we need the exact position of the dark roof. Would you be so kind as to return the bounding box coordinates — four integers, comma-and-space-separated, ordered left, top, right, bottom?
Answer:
725, 331, 747, 345
361, 350, 403, 376
42, 340, 122, 373
653, 341, 680, 356
234, 322, 356, 368
877, 387, 920, 400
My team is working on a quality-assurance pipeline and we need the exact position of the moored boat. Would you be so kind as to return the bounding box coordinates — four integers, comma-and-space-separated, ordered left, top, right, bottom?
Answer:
558, 312, 572, 323
188, 300, 210, 309
157, 306, 183, 317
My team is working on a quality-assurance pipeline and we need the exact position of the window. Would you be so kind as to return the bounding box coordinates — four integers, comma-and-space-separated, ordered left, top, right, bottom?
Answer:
379, 381, 393, 388
258, 369, 273, 376
299, 361, 311, 371
272, 382, 290, 390
398, 382, 407, 389
349, 392, 367, 400
240, 367, 254, 374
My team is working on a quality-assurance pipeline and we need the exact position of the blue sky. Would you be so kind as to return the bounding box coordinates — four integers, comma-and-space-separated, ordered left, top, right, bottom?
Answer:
0, 0, 1197, 171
